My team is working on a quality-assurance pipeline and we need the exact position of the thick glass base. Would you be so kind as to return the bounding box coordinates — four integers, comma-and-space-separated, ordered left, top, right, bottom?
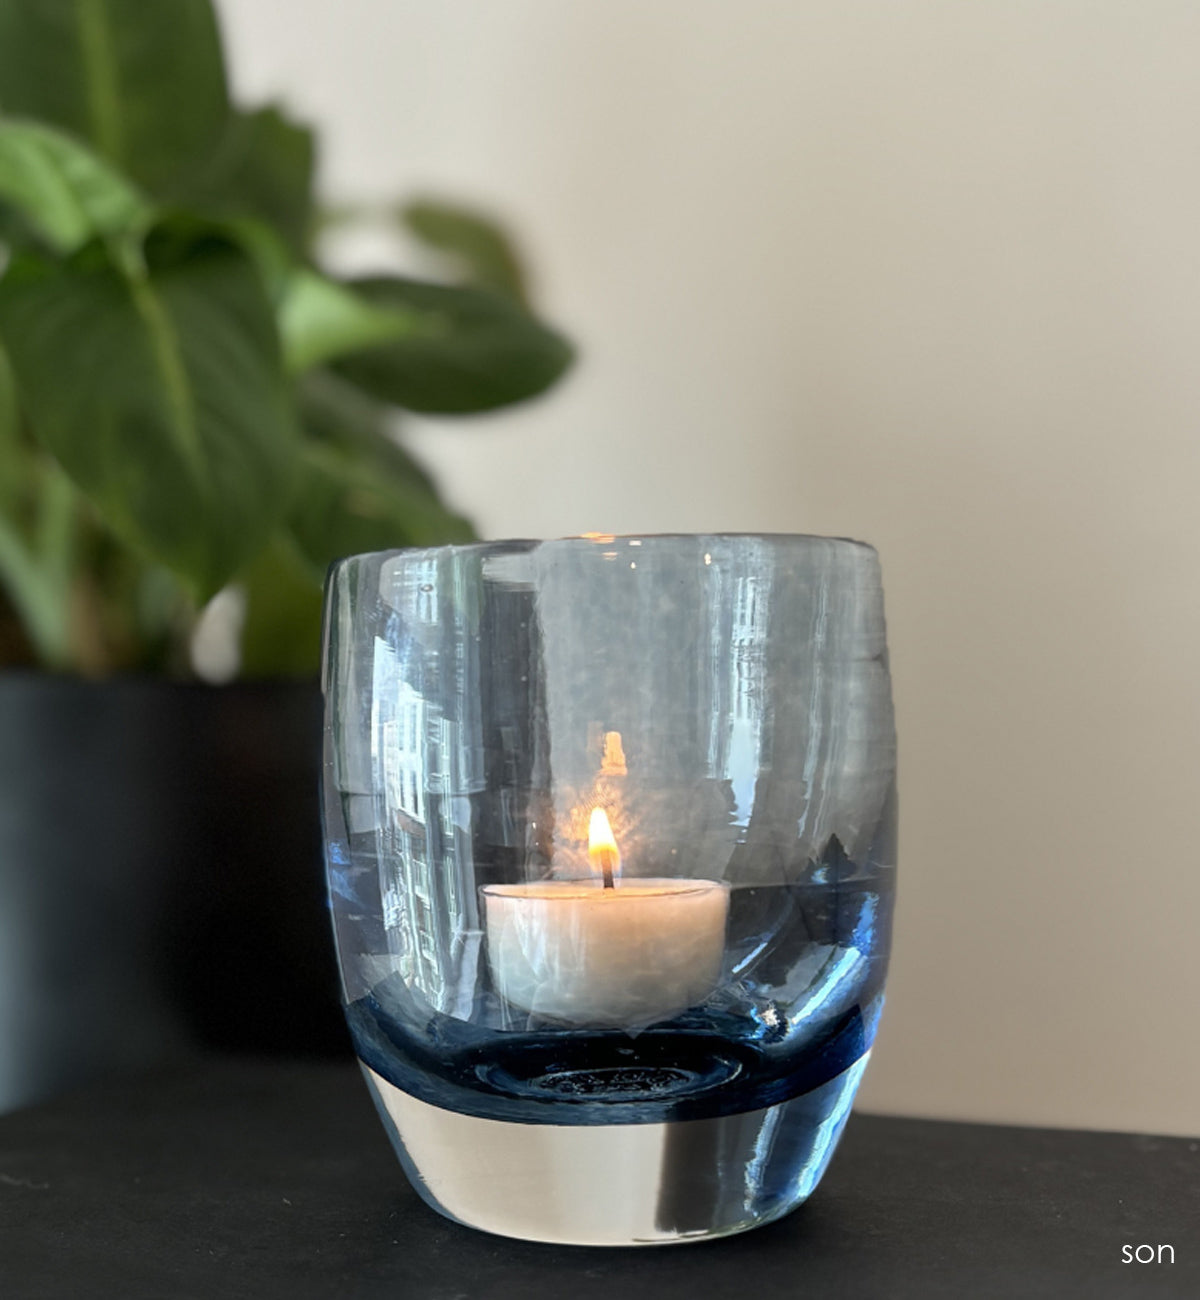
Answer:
362, 1053, 868, 1246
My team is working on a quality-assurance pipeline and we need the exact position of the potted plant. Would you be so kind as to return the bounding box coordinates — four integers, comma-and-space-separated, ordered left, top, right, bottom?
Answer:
0, 0, 572, 1110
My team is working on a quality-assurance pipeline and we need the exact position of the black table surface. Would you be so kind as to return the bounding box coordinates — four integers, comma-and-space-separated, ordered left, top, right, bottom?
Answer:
0, 1059, 1195, 1300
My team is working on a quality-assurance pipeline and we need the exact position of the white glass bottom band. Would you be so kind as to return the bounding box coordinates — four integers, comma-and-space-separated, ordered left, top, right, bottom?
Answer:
362, 1053, 868, 1246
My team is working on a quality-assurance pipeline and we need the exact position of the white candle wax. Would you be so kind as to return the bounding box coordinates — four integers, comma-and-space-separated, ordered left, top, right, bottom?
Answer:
481, 878, 730, 1028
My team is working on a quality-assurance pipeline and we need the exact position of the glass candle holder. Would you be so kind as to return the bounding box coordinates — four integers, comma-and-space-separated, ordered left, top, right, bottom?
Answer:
321, 535, 896, 1246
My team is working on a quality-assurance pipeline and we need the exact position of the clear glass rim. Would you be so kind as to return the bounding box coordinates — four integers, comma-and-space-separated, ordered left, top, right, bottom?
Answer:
329, 532, 877, 573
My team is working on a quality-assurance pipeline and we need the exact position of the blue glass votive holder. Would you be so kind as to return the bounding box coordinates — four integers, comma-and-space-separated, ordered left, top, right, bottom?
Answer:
321, 534, 897, 1245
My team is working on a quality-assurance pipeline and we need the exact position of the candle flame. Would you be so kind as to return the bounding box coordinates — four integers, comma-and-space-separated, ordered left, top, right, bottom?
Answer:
588, 807, 621, 888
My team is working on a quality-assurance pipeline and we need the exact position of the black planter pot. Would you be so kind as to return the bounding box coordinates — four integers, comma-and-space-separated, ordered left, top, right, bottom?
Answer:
0, 675, 348, 1113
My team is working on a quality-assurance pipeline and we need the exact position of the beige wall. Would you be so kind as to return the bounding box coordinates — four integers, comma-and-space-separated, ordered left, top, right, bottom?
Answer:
223, 0, 1200, 1136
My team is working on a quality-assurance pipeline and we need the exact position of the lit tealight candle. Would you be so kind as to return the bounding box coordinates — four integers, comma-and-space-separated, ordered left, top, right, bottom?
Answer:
482, 809, 729, 1028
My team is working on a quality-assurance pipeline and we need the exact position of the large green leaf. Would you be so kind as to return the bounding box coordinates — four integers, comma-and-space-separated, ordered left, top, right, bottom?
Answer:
237, 535, 324, 678
0, 221, 296, 595
0, 0, 230, 196
0, 336, 19, 508
332, 276, 573, 414
179, 106, 315, 258
298, 368, 438, 495
288, 439, 474, 575
0, 117, 150, 253
239, 369, 471, 678
0, 337, 16, 459
279, 270, 420, 375
0, 355, 76, 669
402, 198, 529, 304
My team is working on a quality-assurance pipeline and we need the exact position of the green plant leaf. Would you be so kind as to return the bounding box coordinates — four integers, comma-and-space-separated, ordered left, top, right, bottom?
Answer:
298, 368, 438, 495
402, 198, 529, 304
0, 352, 72, 667
332, 276, 573, 414
288, 439, 474, 575
179, 105, 316, 258
237, 534, 323, 678
0, 336, 17, 474
216, 215, 294, 301
0, 0, 230, 197
0, 117, 151, 253
0, 220, 296, 596
0, 437, 77, 670
279, 269, 420, 375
